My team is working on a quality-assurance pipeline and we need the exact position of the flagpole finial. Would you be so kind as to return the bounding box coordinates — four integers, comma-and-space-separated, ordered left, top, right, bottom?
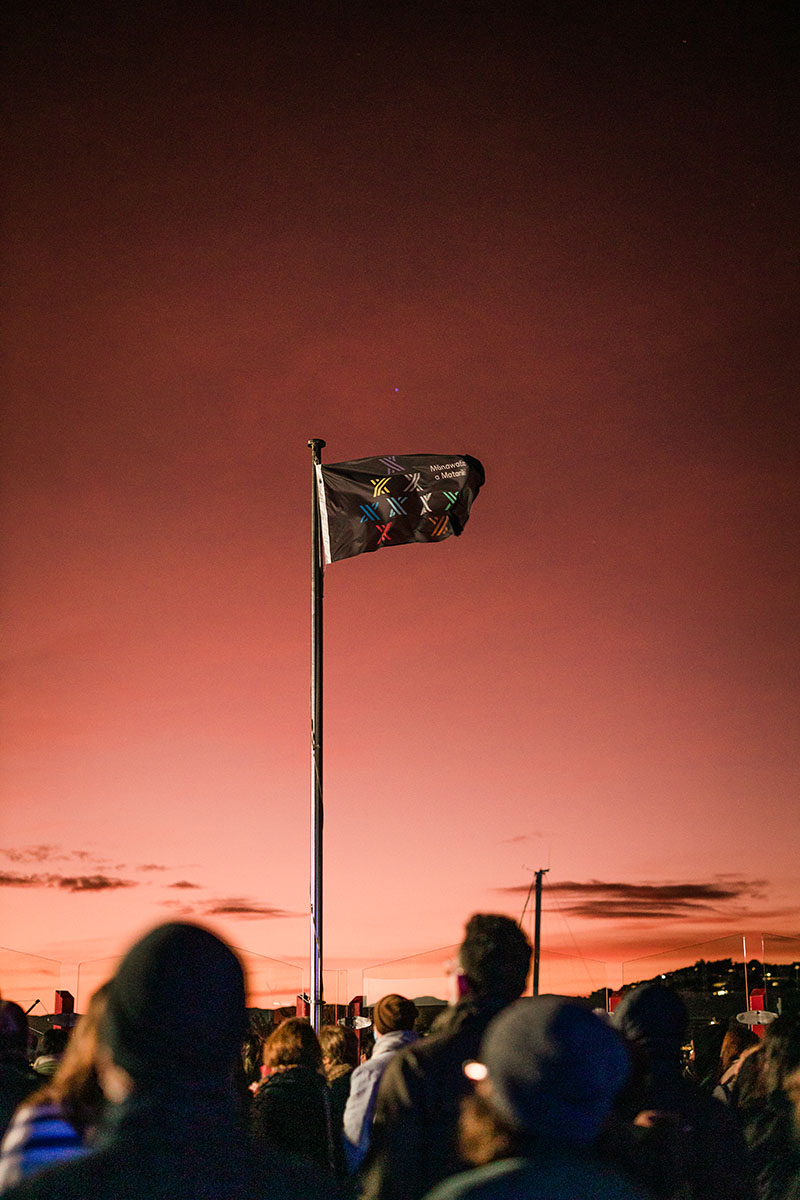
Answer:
308, 438, 326, 453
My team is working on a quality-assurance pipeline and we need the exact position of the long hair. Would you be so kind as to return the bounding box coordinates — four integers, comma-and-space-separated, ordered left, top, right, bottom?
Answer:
762, 1016, 800, 1093
26, 983, 110, 1135
718, 1025, 759, 1079
318, 1026, 358, 1082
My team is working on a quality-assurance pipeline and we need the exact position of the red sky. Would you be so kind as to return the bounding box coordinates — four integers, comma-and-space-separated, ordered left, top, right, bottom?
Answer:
2, 1, 799, 1010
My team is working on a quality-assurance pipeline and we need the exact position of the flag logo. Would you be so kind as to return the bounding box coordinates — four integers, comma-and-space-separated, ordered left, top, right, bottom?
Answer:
380, 456, 405, 473
315, 453, 484, 565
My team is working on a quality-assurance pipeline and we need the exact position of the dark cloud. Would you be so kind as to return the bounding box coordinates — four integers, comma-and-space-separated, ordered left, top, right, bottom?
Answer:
57, 874, 137, 892
0, 870, 137, 892
500, 834, 543, 844
138, 863, 169, 871
203, 899, 298, 920
1, 847, 119, 868
497, 878, 766, 920
2, 845, 59, 864
168, 880, 201, 889
563, 901, 704, 920
550, 881, 765, 902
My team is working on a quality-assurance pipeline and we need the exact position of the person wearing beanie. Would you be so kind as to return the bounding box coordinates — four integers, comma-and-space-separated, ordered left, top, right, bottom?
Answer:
342, 995, 418, 1173
372, 996, 419, 1038
420, 996, 647, 1200
360, 914, 531, 1200
606, 981, 756, 1200
0, 922, 337, 1200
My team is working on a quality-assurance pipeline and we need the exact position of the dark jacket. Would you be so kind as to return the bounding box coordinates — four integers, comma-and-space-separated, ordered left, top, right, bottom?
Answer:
0, 1057, 40, 1143
327, 1066, 354, 1180
251, 1065, 334, 1174
358, 995, 512, 1200
604, 1056, 756, 1200
328, 1067, 353, 1138
0, 1089, 339, 1200
741, 1092, 800, 1200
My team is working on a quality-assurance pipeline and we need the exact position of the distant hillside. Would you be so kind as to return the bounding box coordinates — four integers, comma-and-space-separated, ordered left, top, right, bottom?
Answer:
588, 956, 800, 1023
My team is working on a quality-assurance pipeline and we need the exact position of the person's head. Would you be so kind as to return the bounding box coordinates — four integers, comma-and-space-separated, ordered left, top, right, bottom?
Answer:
372, 994, 418, 1037
718, 1024, 759, 1075
263, 1018, 322, 1072
100, 921, 247, 1099
460, 996, 630, 1165
319, 1025, 358, 1080
241, 1014, 270, 1087
761, 1015, 800, 1094
458, 914, 531, 1005
0, 1001, 30, 1057
612, 982, 689, 1063
29, 982, 110, 1134
38, 1027, 71, 1058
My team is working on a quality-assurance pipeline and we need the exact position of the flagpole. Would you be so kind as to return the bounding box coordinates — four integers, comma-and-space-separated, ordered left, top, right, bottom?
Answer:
308, 438, 326, 1032
532, 868, 548, 995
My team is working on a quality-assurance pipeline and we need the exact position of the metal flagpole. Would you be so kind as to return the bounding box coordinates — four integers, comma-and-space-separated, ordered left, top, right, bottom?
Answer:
533, 868, 548, 995
308, 438, 326, 1031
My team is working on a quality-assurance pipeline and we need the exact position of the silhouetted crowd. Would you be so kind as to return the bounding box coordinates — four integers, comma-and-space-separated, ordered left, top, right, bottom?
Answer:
1, 914, 799, 1199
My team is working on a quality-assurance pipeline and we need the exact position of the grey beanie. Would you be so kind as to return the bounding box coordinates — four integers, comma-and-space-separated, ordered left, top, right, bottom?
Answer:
477, 996, 631, 1145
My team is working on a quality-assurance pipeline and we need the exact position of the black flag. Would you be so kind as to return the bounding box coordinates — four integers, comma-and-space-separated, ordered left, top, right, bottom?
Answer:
316, 453, 485, 565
